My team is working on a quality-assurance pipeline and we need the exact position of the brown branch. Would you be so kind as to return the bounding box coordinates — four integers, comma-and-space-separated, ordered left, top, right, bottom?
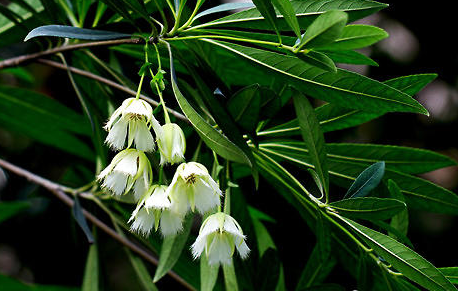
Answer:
36, 59, 188, 123
0, 38, 143, 70
0, 158, 196, 291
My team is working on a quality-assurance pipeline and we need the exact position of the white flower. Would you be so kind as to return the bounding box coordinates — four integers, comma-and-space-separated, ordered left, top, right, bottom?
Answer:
104, 98, 161, 152
191, 212, 250, 265
157, 123, 186, 165
129, 185, 185, 236
97, 149, 152, 200
165, 162, 221, 215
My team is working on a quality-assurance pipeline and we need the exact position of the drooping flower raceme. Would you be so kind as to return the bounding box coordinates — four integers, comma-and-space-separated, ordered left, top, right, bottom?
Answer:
165, 162, 221, 215
191, 212, 250, 265
97, 149, 152, 200
157, 123, 186, 165
104, 98, 161, 152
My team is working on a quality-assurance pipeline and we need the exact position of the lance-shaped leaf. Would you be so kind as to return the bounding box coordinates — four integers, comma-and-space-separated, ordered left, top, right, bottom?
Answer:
208, 0, 387, 31
388, 179, 408, 237
167, 45, 251, 165
319, 24, 388, 51
25, 24, 131, 41
344, 161, 385, 199
272, 0, 301, 37
293, 90, 329, 197
72, 195, 94, 244
297, 50, 337, 73
203, 40, 428, 115
194, 3, 255, 21
328, 197, 406, 221
251, 0, 280, 37
296, 10, 347, 50
295, 245, 336, 290
153, 215, 193, 282
82, 243, 99, 291
228, 84, 261, 132
337, 216, 457, 291
439, 268, 458, 285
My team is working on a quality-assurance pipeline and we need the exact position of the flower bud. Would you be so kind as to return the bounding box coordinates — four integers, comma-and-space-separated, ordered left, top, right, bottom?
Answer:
157, 123, 186, 165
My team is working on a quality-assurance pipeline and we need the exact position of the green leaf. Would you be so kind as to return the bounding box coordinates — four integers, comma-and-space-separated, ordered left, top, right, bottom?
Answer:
316, 211, 331, 261
24, 24, 131, 41
297, 50, 337, 73
250, 0, 280, 38
296, 10, 347, 50
203, 40, 428, 115
337, 216, 457, 291
293, 90, 329, 197
321, 49, 379, 66
344, 161, 385, 199
72, 195, 94, 244
200, 255, 219, 291
371, 220, 413, 249
388, 180, 409, 236
438, 268, 458, 285
295, 245, 336, 290
227, 84, 261, 132
167, 45, 251, 165
357, 254, 373, 290
319, 24, 388, 51
0, 201, 30, 223
0, 273, 79, 291
128, 253, 158, 291
82, 243, 99, 291
384, 74, 438, 97
271, 0, 301, 37
208, 0, 387, 31
223, 262, 239, 291
302, 284, 345, 291
328, 197, 405, 220
252, 217, 276, 256
194, 3, 255, 21
99, 0, 151, 24
153, 215, 193, 282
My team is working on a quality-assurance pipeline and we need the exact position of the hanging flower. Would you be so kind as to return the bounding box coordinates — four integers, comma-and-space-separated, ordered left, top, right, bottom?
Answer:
191, 212, 250, 265
157, 123, 186, 165
129, 185, 185, 236
104, 98, 161, 152
97, 149, 152, 200
165, 162, 221, 215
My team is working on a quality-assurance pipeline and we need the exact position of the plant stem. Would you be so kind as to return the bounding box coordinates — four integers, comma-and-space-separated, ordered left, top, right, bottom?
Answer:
178, 0, 205, 31
135, 73, 146, 100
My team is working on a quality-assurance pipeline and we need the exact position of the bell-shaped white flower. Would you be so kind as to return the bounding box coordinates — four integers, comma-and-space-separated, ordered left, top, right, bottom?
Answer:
97, 149, 152, 200
129, 185, 185, 236
157, 123, 186, 165
104, 98, 161, 152
165, 162, 221, 215
191, 212, 250, 265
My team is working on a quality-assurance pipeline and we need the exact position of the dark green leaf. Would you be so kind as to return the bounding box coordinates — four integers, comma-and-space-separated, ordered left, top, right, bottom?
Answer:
296, 10, 347, 50
194, 3, 255, 21
100, 0, 151, 23
227, 84, 261, 132
319, 24, 388, 51
203, 40, 428, 115
337, 216, 457, 291
439, 268, 458, 285
223, 262, 239, 291
322, 49, 379, 66
0, 201, 30, 223
388, 179, 409, 238
295, 245, 336, 290
128, 254, 158, 291
357, 254, 373, 291
82, 243, 99, 291
384, 74, 438, 97
167, 45, 251, 165
72, 195, 94, 244
271, 0, 301, 37
293, 91, 329, 197
297, 50, 337, 73
24, 24, 131, 41
153, 215, 193, 282
252, 217, 276, 256
371, 220, 413, 249
0, 272, 79, 290
251, 0, 280, 37
303, 284, 345, 291
316, 211, 331, 261
344, 162, 385, 199
256, 248, 281, 290
328, 197, 405, 220
200, 255, 219, 291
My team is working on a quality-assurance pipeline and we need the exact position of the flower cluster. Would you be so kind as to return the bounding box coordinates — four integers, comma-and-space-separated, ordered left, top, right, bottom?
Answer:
98, 84, 249, 265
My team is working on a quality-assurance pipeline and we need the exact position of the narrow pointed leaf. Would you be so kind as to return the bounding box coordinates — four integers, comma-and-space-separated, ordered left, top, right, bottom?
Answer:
319, 24, 388, 51
271, 0, 301, 37
293, 90, 329, 197
388, 179, 409, 237
322, 49, 379, 66
328, 197, 406, 220
227, 84, 261, 132
82, 243, 99, 291
251, 0, 280, 36
203, 40, 428, 115
129, 253, 158, 291
337, 216, 457, 291
0, 201, 30, 223
200, 255, 219, 291
439, 268, 458, 285
153, 215, 193, 282
296, 10, 348, 50
344, 161, 385, 199
24, 25, 131, 41
297, 50, 337, 73
316, 211, 331, 261
72, 195, 94, 244
223, 261, 239, 291
296, 245, 336, 290
194, 3, 255, 20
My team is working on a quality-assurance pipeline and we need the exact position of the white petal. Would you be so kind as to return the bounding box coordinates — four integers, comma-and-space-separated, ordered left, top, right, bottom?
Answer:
207, 234, 232, 266
130, 208, 155, 236
179, 162, 207, 180
191, 234, 207, 259
223, 216, 245, 239
114, 151, 138, 176
103, 172, 128, 196
145, 185, 170, 209
199, 214, 221, 238
168, 184, 189, 216
133, 172, 148, 201
104, 106, 123, 131
160, 210, 184, 237
134, 121, 155, 152
235, 239, 250, 260
105, 118, 128, 150
124, 99, 152, 117
193, 179, 220, 214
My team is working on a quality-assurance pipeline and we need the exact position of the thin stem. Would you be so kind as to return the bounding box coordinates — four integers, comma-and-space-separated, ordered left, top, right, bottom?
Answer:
151, 43, 170, 123
0, 38, 143, 70
136, 73, 146, 100
36, 59, 187, 122
164, 35, 294, 51
178, 0, 205, 31
165, 0, 176, 18
56, 0, 79, 27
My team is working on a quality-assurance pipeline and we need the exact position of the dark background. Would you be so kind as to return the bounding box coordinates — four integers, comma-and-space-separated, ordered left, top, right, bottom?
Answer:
1, 0, 458, 290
